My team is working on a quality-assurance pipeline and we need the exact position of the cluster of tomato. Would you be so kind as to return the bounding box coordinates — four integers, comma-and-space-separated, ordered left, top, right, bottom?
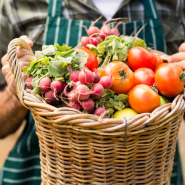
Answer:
127, 46, 184, 114
82, 46, 184, 115
127, 46, 184, 113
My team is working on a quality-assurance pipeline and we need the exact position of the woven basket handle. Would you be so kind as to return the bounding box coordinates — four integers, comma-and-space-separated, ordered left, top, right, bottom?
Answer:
7, 38, 32, 105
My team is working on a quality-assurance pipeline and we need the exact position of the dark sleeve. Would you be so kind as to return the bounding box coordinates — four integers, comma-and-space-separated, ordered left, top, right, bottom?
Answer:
0, 2, 15, 90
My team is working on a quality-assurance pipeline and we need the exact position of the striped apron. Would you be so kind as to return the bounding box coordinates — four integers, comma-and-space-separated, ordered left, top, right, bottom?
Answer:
0, 0, 183, 184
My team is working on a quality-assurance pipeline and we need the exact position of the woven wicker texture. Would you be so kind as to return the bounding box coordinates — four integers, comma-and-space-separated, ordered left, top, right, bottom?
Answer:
8, 38, 185, 185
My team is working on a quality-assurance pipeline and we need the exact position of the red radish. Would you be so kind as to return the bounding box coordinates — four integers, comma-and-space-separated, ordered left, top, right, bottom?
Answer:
51, 80, 63, 92
112, 21, 122, 36
72, 81, 81, 90
65, 90, 78, 102
93, 72, 100, 83
79, 69, 94, 85
99, 25, 113, 39
99, 18, 124, 39
87, 26, 100, 37
81, 16, 102, 37
82, 99, 94, 111
61, 83, 67, 92
75, 84, 91, 100
88, 108, 95, 114
100, 76, 113, 89
45, 90, 58, 103
39, 77, 52, 91
63, 84, 78, 102
112, 29, 119, 37
81, 25, 100, 37
70, 70, 80, 82
25, 76, 33, 89
95, 107, 106, 117
81, 36, 90, 48
99, 32, 106, 40
91, 84, 105, 98
90, 37, 100, 46
69, 102, 82, 110
99, 21, 114, 39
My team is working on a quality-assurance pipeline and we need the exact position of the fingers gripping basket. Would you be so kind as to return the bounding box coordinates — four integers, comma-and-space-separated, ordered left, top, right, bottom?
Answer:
8, 38, 185, 185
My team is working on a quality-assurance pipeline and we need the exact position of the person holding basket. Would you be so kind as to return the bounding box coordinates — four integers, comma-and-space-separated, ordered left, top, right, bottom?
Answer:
0, 0, 185, 184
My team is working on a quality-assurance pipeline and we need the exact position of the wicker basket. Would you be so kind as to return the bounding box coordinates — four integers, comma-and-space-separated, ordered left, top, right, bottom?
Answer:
8, 38, 185, 185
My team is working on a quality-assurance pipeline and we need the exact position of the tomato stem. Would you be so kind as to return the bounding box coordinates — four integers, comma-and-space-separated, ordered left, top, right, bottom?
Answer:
150, 83, 158, 93
179, 72, 185, 82
118, 69, 127, 86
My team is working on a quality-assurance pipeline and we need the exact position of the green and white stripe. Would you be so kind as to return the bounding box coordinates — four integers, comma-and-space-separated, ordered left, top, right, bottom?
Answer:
3, 177, 41, 184
7, 155, 40, 162
54, 17, 61, 44
149, 19, 157, 49
65, 19, 72, 45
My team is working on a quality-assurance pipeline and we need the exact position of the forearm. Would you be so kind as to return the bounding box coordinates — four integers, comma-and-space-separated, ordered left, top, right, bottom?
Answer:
0, 86, 28, 138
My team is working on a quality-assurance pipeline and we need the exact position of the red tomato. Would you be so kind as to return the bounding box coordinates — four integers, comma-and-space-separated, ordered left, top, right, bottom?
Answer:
76, 47, 98, 72
155, 63, 184, 97
155, 55, 164, 68
127, 46, 157, 71
134, 68, 155, 86
128, 84, 160, 113
98, 61, 135, 95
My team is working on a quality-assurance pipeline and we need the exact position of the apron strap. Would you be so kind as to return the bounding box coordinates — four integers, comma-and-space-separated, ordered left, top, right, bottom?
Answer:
48, 0, 63, 17
141, 0, 159, 20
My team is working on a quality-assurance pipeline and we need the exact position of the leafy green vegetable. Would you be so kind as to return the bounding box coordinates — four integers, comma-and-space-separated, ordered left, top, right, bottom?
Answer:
22, 66, 28, 71
23, 58, 39, 77
114, 94, 128, 101
133, 38, 147, 48
42, 45, 56, 56
102, 89, 115, 98
55, 55, 73, 64
41, 58, 50, 65
94, 89, 129, 117
23, 43, 86, 94
87, 35, 147, 68
48, 60, 68, 78
31, 76, 41, 88
56, 49, 74, 58
35, 51, 44, 59
32, 87, 41, 94
54, 43, 71, 52
87, 44, 98, 55
109, 98, 125, 110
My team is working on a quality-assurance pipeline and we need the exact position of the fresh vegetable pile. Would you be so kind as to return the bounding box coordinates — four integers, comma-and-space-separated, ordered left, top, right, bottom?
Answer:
23, 18, 185, 118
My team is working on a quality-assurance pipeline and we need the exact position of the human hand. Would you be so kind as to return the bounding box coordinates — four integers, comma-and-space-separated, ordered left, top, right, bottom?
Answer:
1, 35, 34, 95
168, 42, 185, 70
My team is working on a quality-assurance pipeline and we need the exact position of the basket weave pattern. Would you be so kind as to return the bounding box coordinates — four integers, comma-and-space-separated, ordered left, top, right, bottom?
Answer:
8, 38, 185, 185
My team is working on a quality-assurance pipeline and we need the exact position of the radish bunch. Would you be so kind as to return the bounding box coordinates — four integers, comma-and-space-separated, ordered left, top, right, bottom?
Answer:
39, 78, 63, 103
81, 17, 124, 48
25, 68, 113, 117
67, 68, 113, 116
26, 76, 64, 104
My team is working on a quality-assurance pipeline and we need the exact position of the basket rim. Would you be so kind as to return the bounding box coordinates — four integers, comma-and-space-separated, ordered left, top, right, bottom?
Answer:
24, 87, 185, 135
